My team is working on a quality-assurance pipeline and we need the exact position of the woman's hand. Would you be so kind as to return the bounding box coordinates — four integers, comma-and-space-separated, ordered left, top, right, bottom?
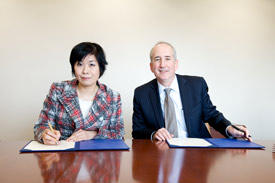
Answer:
67, 129, 97, 142
42, 129, 61, 145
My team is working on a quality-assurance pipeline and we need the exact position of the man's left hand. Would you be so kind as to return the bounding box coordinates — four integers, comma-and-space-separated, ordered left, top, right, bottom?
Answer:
227, 125, 252, 142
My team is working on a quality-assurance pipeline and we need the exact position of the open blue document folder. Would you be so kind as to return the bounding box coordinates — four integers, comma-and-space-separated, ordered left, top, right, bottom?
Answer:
167, 138, 265, 149
20, 139, 130, 152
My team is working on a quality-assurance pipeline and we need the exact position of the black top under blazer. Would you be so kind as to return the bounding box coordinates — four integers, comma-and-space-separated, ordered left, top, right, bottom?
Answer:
132, 74, 231, 139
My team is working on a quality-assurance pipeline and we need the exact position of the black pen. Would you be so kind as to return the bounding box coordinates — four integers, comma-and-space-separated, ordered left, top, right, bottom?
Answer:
231, 125, 252, 137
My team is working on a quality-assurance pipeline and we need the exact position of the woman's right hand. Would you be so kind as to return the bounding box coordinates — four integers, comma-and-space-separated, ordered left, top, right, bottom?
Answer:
42, 129, 61, 145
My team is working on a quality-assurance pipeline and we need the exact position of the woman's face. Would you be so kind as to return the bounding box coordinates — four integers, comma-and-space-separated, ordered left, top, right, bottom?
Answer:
74, 54, 100, 88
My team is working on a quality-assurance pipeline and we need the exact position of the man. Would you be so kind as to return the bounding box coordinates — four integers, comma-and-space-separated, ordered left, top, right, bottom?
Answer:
132, 41, 252, 141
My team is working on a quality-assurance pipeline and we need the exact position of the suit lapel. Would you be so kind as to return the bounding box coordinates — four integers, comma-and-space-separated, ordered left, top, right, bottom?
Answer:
177, 75, 192, 136
57, 80, 84, 130
149, 79, 165, 128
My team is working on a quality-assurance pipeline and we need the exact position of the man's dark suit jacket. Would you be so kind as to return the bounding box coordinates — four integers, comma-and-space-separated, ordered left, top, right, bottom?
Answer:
132, 74, 231, 139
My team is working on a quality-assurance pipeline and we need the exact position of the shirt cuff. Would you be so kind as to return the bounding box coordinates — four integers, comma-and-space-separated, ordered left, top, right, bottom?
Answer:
225, 125, 234, 138
151, 131, 156, 140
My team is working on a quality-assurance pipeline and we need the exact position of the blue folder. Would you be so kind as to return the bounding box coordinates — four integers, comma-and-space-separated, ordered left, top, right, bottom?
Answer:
76, 139, 130, 151
167, 138, 265, 149
20, 139, 130, 152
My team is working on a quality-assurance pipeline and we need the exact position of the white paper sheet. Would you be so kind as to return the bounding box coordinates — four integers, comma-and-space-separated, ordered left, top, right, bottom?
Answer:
167, 138, 212, 147
24, 140, 75, 151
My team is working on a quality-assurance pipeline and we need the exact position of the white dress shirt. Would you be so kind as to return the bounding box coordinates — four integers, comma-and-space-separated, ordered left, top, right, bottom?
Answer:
158, 76, 188, 138
78, 98, 93, 119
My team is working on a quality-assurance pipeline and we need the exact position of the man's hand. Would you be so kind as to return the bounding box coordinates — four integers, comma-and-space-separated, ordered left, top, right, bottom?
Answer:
66, 129, 97, 142
227, 125, 252, 142
153, 128, 174, 141
42, 129, 61, 145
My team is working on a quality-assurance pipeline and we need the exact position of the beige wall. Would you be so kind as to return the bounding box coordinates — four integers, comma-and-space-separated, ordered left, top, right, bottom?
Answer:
0, 0, 274, 140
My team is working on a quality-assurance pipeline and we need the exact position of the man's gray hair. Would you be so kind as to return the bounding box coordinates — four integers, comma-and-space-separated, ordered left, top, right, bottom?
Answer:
150, 41, 177, 61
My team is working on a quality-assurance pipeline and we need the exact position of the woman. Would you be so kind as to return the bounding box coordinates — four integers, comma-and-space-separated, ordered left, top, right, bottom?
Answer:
34, 42, 124, 144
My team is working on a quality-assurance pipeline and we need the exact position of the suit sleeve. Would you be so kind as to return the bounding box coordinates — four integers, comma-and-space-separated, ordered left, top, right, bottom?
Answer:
201, 78, 231, 137
132, 89, 155, 139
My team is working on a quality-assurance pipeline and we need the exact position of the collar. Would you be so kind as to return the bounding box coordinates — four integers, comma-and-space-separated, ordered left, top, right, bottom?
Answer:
62, 79, 106, 99
157, 75, 179, 95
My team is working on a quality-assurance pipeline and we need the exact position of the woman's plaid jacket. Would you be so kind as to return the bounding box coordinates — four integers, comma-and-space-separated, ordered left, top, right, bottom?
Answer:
34, 79, 124, 142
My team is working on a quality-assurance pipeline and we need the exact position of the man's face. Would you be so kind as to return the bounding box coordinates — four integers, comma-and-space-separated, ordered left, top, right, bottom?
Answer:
150, 44, 178, 87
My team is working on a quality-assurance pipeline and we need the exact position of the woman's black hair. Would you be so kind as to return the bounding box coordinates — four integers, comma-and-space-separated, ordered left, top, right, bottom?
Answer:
69, 42, 108, 78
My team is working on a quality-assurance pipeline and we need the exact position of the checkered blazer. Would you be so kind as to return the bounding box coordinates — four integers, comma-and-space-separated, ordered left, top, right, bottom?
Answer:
34, 79, 124, 142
